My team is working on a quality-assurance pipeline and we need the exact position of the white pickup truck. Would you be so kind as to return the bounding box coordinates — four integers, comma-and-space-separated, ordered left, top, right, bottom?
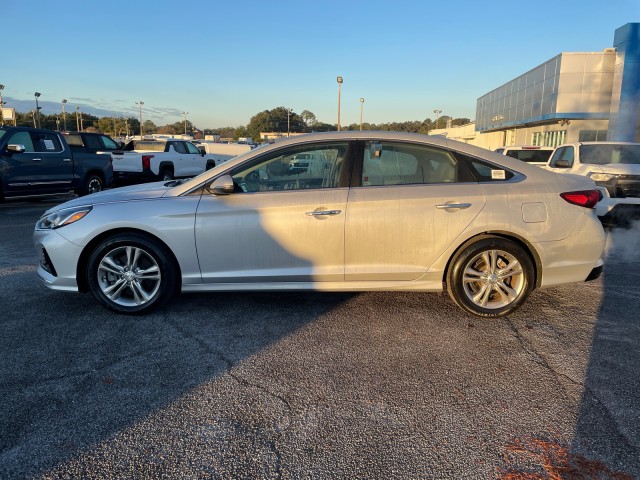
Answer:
111, 138, 224, 185
545, 141, 640, 227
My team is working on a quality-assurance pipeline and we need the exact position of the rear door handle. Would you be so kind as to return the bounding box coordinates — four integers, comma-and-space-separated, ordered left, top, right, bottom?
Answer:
63, 158, 71, 163
306, 210, 342, 216
436, 203, 472, 210
32, 158, 42, 162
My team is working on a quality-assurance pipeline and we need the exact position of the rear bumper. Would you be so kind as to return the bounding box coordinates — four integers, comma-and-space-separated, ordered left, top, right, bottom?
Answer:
113, 169, 155, 186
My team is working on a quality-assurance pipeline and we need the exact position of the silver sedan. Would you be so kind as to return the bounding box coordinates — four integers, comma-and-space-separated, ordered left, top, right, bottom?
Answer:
34, 132, 605, 317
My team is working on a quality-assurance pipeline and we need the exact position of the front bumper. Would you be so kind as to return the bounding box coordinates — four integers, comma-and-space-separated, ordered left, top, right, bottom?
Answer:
33, 229, 83, 292
596, 186, 640, 227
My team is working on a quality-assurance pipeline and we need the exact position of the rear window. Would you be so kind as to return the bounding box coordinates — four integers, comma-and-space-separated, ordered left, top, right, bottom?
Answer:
63, 134, 83, 146
505, 149, 553, 163
580, 144, 640, 165
129, 141, 166, 152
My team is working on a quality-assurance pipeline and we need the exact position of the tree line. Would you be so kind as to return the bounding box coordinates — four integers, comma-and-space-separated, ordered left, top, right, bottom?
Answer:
6, 108, 470, 141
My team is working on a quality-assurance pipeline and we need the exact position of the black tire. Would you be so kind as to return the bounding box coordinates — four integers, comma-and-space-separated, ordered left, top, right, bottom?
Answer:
206, 161, 215, 170
79, 174, 104, 196
161, 169, 174, 181
87, 233, 178, 314
446, 236, 534, 318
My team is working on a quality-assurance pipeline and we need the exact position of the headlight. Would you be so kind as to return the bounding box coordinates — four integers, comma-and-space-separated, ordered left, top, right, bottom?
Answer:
588, 172, 618, 183
36, 205, 93, 230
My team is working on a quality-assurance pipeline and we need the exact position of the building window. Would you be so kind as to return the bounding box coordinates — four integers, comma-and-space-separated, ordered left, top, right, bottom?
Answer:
532, 130, 566, 148
578, 130, 607, 142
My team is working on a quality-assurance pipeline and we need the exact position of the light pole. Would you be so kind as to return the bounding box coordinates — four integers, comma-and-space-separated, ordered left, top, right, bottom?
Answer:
75, 106, 80, 131
433, 109, 442, 130
136, 101, 144, 138
61, 99, 67, 131
287, 108, 292, 137
182, 111, 188, 135
359, 98, 365, 131
337, 76, 343, 131
34, 92, 42, 128
0, 84, 4, 126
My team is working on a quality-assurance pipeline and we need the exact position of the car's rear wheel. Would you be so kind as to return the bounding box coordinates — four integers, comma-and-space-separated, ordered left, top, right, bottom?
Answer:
87, 234, 177, 314
446, 236, 534, 317
161, 169, 174, 181
79, 174, 104, 196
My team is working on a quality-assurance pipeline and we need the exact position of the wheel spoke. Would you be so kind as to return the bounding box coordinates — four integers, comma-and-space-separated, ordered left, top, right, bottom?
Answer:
136, 265, 160, 280
130, 280, 151, 304
104, 278, 128, 300
496, 281, 518, 303
463, 267, 484, 283
99, 256, 124, 276
497, 260, 522, 279
472, 283, 491, 306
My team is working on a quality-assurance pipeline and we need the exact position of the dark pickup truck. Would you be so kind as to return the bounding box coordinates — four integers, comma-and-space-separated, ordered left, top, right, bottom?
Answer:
0, 126, 113, 201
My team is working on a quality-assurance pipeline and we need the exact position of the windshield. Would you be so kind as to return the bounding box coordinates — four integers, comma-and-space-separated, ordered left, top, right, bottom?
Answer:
580, 144, 640, 165
0, 130, 6, 142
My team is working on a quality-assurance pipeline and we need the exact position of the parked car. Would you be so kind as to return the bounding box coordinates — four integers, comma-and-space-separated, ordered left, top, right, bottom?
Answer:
494, 146, 554, 166
111, 138, 223, 185
545, 142, 640, 227
34, 132, 605, 317
0, 126, 113, 201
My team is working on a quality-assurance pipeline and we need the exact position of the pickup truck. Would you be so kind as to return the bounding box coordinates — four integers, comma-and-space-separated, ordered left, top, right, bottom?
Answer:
0, 126, 113, 202
111, 138, 224, 185
545, 141, 640, 227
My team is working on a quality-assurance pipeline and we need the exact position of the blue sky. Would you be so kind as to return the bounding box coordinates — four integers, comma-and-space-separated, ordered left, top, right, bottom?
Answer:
2, 0, 638, 130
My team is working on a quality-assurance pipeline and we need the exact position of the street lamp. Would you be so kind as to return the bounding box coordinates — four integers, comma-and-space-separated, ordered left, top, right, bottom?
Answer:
75, 106, 80, 131
61, 99, 67, 131
433, 109, 442, 130
136, 101, 144, 138
0, 84, 5, 126
287, 108, 292, 137
337, 76, 343, 131
182, 111, 188, 135
359, 98, 365, 131
34, 92, 42, 128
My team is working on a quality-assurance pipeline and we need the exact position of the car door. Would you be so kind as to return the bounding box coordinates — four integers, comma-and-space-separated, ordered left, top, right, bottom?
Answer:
3, 130, 72, 196
195, 141, 353, 284
184, 141, 206, 176
345, 140, 486, 281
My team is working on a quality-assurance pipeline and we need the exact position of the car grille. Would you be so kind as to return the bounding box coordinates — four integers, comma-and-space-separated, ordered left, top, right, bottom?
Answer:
614, 175, 640, 198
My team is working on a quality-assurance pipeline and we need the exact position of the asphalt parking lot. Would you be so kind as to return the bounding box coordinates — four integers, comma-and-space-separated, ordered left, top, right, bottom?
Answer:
0, 198, 639, 479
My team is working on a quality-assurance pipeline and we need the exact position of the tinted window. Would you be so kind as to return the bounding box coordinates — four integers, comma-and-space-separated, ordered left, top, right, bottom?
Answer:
8, 131, 35, 152
185, 142, 201, 154
231, 142, 349, 192
63, 134, 83, 146
505, 149, 552, 163
361, 141, 458, 186
84, 135, 102, 149
33, 132, 63, 153
172, 142, 187, 154
101, 136, 118, 149
549, 146, 574, 168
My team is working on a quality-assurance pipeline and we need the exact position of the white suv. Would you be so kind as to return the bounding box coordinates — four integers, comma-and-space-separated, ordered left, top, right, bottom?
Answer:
545, 142, 640, 226
494, 146, 554, 166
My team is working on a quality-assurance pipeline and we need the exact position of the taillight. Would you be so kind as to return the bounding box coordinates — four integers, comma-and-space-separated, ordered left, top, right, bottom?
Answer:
560, 190, 599, 209
142, 155, 154, 170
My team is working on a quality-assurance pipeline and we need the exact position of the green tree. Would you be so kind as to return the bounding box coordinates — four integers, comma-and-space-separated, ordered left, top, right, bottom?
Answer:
246, 107, 307, 142
142, 120, 157, 135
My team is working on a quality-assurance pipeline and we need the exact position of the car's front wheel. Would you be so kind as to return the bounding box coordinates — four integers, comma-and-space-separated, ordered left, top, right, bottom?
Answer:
87, 234, 178, 314
446, 236, 534, 317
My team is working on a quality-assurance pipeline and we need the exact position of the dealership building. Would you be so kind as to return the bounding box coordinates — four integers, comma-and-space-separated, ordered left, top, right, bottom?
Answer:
432, 23, 640, 150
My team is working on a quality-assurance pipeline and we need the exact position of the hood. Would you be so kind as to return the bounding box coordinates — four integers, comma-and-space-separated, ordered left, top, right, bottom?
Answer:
43, 181, 172, 214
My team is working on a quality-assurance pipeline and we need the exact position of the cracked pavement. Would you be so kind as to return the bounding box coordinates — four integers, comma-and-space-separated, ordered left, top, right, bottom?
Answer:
1, 200, 639, 478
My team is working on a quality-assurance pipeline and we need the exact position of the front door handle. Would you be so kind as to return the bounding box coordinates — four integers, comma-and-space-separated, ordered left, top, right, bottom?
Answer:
436, 203, 472, 210
305, 210, 342, 216
32, 158, 42, 162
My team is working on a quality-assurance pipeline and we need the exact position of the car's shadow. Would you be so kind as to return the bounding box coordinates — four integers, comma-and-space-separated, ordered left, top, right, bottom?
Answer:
570, 224, 640, 474
0, 278, 354, 478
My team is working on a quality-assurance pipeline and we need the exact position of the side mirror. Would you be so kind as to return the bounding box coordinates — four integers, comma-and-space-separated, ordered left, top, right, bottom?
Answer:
554, 159, 571, 168
208, 174, 235, 195
7, 144, 26, 154
118, 141, 125, 150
